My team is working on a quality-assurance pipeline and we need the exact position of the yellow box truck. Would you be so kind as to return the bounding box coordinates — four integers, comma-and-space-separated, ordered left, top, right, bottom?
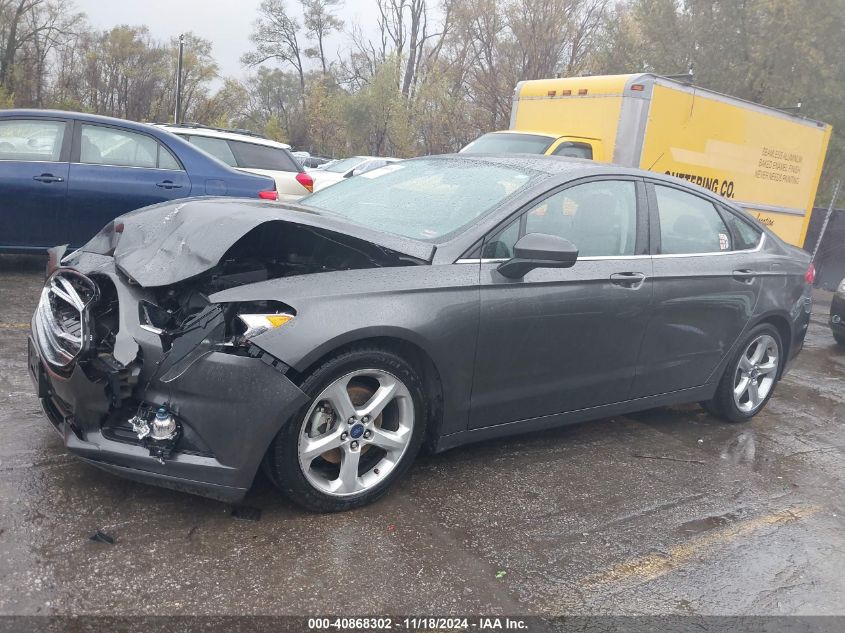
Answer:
461, 73, 832, 247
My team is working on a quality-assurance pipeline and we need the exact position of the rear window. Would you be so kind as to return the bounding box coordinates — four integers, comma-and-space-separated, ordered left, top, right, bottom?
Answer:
461, 132, 555, 155
228, 140, 301, 172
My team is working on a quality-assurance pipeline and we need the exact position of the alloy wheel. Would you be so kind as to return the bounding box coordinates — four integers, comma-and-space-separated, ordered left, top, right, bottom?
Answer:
733, 334, 779, 413
297, 369, 415, 497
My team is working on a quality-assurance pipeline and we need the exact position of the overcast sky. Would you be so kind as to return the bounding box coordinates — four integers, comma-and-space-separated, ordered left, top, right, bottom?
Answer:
72, 0, 372, 79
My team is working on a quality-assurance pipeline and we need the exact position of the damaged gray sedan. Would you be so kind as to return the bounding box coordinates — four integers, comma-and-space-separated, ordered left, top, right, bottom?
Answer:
28, 156, 814, 511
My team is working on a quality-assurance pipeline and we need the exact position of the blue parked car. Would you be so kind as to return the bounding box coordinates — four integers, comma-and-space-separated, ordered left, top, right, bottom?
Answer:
0, 110, 279, 251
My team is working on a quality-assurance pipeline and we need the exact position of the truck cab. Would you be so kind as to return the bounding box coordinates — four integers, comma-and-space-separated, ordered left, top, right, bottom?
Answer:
461, 130, 604, 161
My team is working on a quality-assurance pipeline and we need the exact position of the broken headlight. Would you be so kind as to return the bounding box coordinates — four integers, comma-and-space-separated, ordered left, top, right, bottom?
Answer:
233, 313, 294, 344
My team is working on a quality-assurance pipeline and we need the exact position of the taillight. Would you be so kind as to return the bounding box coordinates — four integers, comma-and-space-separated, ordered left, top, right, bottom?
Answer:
296, 171, 314, 193
258, 190, 278, 201
805, 263, 816, 284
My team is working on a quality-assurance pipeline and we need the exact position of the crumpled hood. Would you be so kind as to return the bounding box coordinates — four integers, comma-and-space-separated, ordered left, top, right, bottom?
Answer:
80, 197, 435, 287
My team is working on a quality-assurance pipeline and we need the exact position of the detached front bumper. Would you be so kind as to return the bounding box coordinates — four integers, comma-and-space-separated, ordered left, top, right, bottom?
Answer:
28, 268, 308, 502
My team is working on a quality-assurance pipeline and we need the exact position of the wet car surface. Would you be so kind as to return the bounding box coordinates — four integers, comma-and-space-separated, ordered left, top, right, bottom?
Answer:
1, 255, 843, 616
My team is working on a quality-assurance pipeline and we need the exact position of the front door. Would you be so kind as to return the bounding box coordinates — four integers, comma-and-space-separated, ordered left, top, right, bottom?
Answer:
469, 177, 653, 429
66, 122, 190, 246
630, 182, 762, 397
0, 117, 70, 248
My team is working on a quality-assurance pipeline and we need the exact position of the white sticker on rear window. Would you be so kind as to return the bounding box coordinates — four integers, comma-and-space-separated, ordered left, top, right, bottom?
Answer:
360, 163, 404, 179
719, 233, 730, 250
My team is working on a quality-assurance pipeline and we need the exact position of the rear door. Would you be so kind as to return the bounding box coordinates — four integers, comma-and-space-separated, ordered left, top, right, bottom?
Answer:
66, 122, 190, 246
469, 177, 653, 429
630, 181, 762, 397
0, 116, 70, 248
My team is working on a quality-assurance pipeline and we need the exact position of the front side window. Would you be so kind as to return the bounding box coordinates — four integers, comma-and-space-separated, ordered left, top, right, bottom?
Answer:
552, 142, 593, 160
482, 180, 638, 258
655, 185, 732, 254
482, 217, 521, 259
80, 125, 169, 169
304, 158, 535, 241
0, 119, 65, 162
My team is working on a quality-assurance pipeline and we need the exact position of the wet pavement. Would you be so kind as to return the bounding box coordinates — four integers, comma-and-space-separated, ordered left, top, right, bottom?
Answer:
0, 255, 843, 616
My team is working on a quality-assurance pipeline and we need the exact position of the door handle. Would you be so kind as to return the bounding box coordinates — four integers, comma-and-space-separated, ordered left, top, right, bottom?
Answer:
733, 269, 756, 283
610, 272, 646, 288
33, 173, 64, 183
156, 180, 182, 189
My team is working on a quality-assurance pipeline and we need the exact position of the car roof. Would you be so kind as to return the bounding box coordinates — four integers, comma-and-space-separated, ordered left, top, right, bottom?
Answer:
482, 130, 559, 139
413, 153, 628, 178
156, 124, 292, 150
412, 153, 743, 205
0, 109, 175, 135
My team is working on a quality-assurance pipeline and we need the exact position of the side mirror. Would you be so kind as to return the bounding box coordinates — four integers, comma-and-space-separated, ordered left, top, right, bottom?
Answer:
497, 233, 579, 279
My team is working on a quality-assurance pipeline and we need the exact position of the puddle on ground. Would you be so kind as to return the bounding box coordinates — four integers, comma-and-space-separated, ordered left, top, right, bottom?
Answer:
676, 511, 741, 535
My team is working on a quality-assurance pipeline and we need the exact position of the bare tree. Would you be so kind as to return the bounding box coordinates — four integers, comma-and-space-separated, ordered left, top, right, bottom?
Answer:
243, 0, 306, 96
302, 0, 343, 74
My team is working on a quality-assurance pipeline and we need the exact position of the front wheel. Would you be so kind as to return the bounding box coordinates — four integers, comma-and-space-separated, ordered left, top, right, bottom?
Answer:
269, 347, 427, 512
704, 324, 783, 423
833, 331, 845, 346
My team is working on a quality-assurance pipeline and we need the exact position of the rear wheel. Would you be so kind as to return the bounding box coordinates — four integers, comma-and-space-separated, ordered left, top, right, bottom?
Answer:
704, 324, 783, 423
269, 347, 427, 512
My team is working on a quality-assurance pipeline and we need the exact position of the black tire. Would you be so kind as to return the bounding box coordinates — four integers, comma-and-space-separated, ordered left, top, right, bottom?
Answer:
268, 346, 427, 512
704, 323, 783, 423
834, 331, 845, 346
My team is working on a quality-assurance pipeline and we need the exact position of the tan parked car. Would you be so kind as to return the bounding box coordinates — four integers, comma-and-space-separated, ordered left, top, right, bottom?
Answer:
157, 124, 314, 201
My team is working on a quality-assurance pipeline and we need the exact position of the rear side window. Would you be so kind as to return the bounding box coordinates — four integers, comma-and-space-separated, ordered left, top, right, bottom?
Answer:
655, 185, 732, 254
186, 135, 237, 166
157, 145, 182, 171
228, 140, 301, 172
80, 125, 175, 169
721, 208, 762, 250
0, 119, 65, 162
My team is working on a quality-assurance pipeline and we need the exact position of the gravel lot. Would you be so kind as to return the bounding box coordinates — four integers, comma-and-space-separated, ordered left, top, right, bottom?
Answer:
1, 255, 843, 617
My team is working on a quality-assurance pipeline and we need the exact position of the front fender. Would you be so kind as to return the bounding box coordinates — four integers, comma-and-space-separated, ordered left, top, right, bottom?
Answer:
210, 264, 481, 436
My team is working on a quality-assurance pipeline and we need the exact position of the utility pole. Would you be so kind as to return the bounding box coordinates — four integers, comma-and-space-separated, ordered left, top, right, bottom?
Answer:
174, 34, 185, 124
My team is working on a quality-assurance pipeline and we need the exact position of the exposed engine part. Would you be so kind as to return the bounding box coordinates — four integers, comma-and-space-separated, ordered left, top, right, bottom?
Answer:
151, 407, 177, 441
129, 413, 150, 440
128, 403, 182, 464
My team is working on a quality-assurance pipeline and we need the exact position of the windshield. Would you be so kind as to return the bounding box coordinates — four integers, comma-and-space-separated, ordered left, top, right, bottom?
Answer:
302, 158, 534, 241
461, 132, 556, 154
323, 156, 367, 174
